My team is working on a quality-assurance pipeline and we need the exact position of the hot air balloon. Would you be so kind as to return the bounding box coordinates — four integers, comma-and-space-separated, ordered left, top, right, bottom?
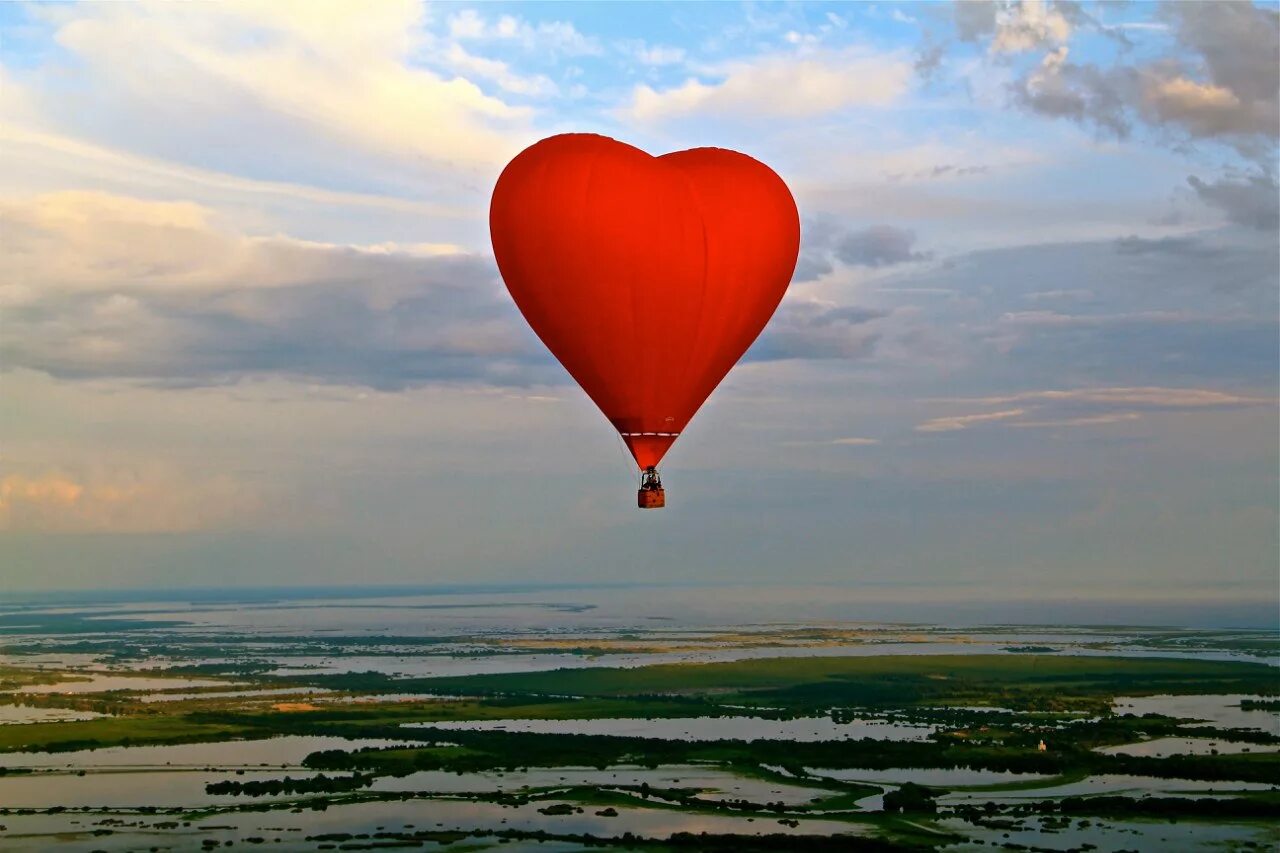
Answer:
490, 134, 800, 508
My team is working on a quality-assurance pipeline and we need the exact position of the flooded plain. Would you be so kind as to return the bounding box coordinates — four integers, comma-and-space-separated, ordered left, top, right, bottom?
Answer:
410, 714, 938, 742
1, 586, 1276, 851
1112, 693, 1280, 733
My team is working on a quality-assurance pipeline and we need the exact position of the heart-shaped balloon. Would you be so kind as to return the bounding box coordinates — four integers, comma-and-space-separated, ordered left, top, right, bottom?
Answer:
490, 134, 800, 470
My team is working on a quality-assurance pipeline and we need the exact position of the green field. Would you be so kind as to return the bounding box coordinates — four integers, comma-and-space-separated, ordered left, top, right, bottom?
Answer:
373, 653, 1280, 711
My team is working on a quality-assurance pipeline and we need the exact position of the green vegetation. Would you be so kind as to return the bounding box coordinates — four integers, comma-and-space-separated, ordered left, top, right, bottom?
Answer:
1241, 698, 1280, 711
299, 726, 1280, 784
378, 654, 1280, 712
882, 783, 938, 813
205, 773, 375, 797
0, 715, 253, 754
1, 624, 1277, 852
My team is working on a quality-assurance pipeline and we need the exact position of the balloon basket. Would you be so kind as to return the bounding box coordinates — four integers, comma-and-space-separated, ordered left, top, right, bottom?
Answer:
637, 466, 665, 509
638, 487, 666, 509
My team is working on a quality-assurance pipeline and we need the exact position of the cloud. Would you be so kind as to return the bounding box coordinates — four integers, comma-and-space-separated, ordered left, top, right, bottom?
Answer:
781, 437, 881, 447
997, 310, 1242, 329
947, 387, 1272, 410
954, 1, 1000, 42
1113, 235, 1227, 258
619, 40, 686, 67
0, 469, 264, 532
0, 192, 902, 388
834, 225, 931, 267
794, 219, 930, 282
1187, 172, 1280, 232
1140, 74, 1263, 138
1004, 1, 1278, 152
1010, 412, 1142, 428
0, 192, 546, 389
1024, 289, 1094, 302
1151, 2, 1280, 140
441, 44, 559, 97
916, 408, 1027, 432
446, 9, 601, 56
748, 301, 887, 361
1012, 46, 1131, 138
990, 0, 1073, 54
15, 0, 534, 188
914, 41, 947, 78
624, 50, 912, 121
915, 384, 1270, 434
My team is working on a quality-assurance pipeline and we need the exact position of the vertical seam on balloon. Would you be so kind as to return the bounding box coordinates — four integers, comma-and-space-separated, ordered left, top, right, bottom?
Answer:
579, 150, 612, 419
628, 156, 649, 437
671, 161, 710, 432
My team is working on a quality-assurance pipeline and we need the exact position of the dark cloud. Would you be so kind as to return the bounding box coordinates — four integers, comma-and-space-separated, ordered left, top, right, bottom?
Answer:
0, 195, 907, 389
1113, 235, 1228, 258
834, 225, 931, 267
1006, 0, 1278, 155
1156, 1, 1280, 138
954, 0, 999, 42
865, 226, 1278, 395
1187, 172, 1280, 232
914, 41, 947, 78
794, 219, 930, 282
748, 300, 886, 361
1011, 48, 1133, 138
1, 250, 555, 390
885, 163, 991, 182
791, 251, 835, 284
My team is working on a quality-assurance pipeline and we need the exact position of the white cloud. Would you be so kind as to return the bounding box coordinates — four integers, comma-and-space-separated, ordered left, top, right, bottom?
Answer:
913, 383, 1272, 435
949, 387, 1272, 409
991, 0, 1073, 54
22, 1, 533, 175
0, 468, 264, 533
443, 44, 559, 97
446, 9, 601, 56
997, 310, 1233, 328
624, 50, 912, 122
618, 40, 686, 66
1011, 412, 1142, 428
0, 125, 467, 219
782, 436, 881, 447
915, 409, 1027, 432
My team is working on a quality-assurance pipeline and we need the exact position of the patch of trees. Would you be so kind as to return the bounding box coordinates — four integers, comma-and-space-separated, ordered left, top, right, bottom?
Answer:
204, 772, 374, 797
882, 783, 939, 814
300, 727, 1280, 786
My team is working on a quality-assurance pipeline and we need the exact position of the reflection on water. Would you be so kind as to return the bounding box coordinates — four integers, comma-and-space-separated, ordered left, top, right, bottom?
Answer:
939, 814, 1278, 853
807, 766, 1056, 787
940, 773, 1276, 803
0, 705, 107, 725
7, 675, 236, 695
0, 588, 1275, 851
0, 736, 408, 769
137, 686, 334, 703
1112, 694, 1280, 733
370, 764, 835, 806
0, 768, 330, 808
407, 715, 936, 742
1097, 736, 1280, 758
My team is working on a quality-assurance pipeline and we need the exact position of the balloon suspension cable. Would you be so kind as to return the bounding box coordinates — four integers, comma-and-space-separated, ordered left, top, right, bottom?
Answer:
639, 467, 662, 491
614, 431, 641, 478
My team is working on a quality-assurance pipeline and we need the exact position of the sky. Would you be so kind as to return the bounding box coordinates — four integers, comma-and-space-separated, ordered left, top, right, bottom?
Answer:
1, 1, 1277, 610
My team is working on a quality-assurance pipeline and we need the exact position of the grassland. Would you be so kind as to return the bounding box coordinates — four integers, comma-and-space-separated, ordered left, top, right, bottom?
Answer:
353, 653, 1280, 712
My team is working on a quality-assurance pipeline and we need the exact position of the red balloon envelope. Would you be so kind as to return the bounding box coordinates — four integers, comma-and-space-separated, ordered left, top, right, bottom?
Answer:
490, 133, 800, 484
